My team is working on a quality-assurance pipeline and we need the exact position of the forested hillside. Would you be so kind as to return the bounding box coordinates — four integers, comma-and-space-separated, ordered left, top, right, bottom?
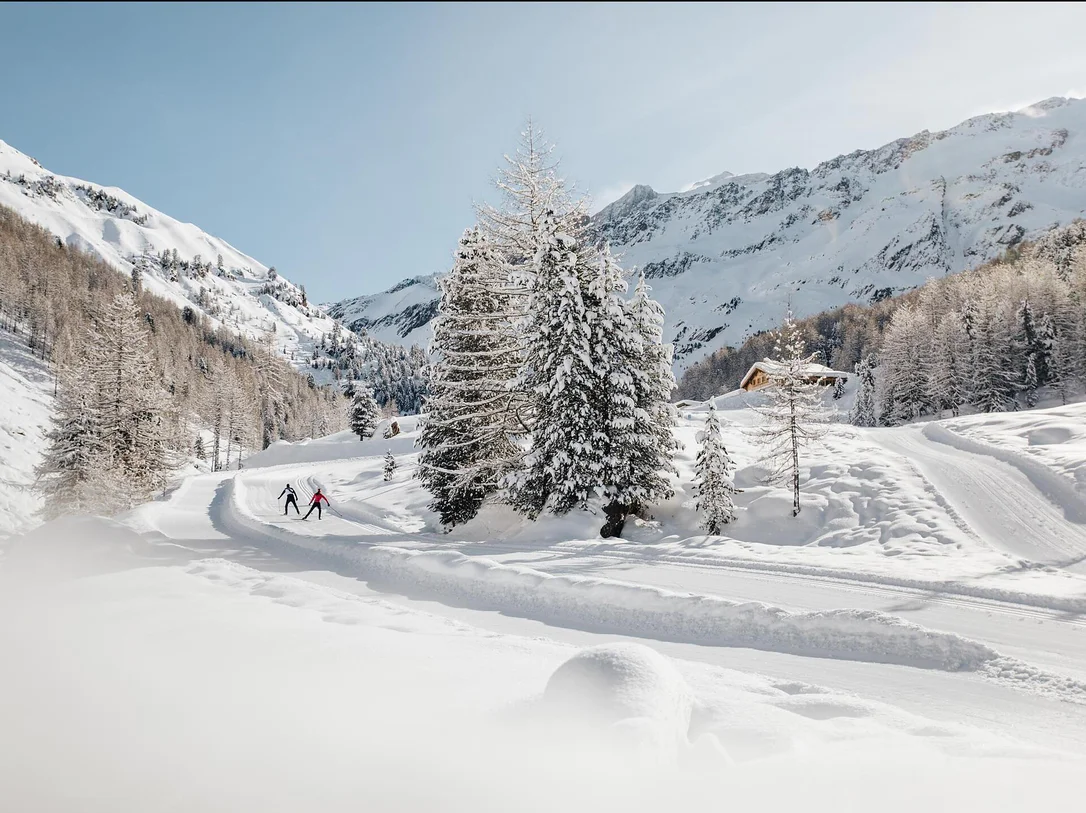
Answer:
678, 220, 1086, 423
0, 205, 348, 515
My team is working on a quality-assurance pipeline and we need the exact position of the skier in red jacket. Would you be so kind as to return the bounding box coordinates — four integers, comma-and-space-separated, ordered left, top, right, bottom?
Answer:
302, 488, 330, 520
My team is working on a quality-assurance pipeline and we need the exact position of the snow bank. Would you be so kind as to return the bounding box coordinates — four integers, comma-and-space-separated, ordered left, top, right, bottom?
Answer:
539, 643, 710, 767
219, 476, 1000, 672
243, 420, 420, 469
0, 515, 157, 585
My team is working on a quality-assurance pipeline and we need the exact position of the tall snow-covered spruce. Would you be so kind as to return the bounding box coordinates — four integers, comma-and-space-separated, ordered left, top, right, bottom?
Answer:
507, 219, 677, 535
617, 270, 680, 520
349, 386, 381, 441
694, 403, 737, 533
750, 309, 830, 517
506, 212, 603, 519
417, 228, 521, 527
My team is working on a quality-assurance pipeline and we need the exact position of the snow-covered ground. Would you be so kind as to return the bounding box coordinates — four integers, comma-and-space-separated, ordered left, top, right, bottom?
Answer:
5, 397, 1086, 807
0, 331, 52, 537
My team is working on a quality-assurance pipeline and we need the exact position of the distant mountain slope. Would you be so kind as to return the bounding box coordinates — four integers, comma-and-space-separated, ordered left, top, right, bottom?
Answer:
326, 274, 441, 349
333, 96, 1086, 370
0, 139, 423, 393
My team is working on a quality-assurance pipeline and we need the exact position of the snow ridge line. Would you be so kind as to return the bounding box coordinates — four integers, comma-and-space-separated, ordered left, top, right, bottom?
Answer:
634, 554, 1086, 617
925, 423, 1086, 525
220, 477, 997, 673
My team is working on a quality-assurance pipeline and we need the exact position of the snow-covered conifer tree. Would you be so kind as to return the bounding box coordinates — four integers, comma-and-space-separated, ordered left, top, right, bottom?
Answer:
1016, 299, 1048, 407
850, 354, 878, 426
878, 304, 932, 424
1024, 353, 1039, 407
750, 309, 830, 517
507, 213, 604, 518
1042, 313, 1074, 404
969, 296, 1019, 413
383, 450, 396, 482
349, 386, 381, 441
694, 404, 736, 533
416, 228, 522, 527
620, 271, 680, 516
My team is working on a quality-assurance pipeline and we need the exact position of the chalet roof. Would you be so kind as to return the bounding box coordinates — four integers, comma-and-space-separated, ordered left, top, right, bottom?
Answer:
740, 358, 849, 390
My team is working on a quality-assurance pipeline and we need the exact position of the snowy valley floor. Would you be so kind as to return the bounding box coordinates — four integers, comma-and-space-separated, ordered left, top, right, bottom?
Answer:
5, 399, 1086, 809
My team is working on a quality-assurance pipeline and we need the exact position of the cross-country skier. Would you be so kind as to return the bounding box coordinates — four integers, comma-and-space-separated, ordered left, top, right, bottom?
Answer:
279, 484, 300, 516
303, 488, 330, 520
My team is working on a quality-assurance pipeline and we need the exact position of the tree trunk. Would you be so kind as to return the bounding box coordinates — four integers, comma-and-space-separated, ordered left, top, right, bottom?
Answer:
601, 500, 627, 538
790, 393, 800, 517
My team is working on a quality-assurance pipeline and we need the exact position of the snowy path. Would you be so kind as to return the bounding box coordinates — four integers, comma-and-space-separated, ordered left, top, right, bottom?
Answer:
875, 424, 1086, 569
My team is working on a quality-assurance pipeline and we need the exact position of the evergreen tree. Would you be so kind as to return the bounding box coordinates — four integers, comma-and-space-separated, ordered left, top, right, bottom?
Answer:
349, 387, 381, 441
416, 228, 522, 527
750, 309, 830, 517
1017, 299, 1049, 388
969, 296, 1019, 413
1024, 353, 1039, 407
588, 245, 643, 536
878, 304, 932, 424
850, 354, 878, 426
194, 435, 205, 462
619, 271, 680, 518
831, 376, 846, 400
383, 450, 396, 482
507, 213, 604, 518
1043, 313, 1074, 404
694, 404, 737, 533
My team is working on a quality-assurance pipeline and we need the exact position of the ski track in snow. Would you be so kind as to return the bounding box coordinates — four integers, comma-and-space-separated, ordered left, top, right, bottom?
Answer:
876, 424, 1086, 569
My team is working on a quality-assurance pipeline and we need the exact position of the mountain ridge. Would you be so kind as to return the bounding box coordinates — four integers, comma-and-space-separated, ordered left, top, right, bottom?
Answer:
333, 95, 1086, 368
0, 138, 426, 396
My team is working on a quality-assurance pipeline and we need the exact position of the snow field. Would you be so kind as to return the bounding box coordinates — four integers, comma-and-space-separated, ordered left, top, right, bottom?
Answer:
156, 408, 1086, 703
2, 522, 1078, 811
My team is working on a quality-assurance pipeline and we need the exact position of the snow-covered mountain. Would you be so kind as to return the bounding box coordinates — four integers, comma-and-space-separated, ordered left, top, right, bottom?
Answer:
333, 96, 1086, 370
0, 139, 405, 385
326, 273, 441, 350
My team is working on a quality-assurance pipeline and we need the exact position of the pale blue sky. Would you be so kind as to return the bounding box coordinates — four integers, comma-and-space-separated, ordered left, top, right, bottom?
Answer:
1, 2, 1084, 301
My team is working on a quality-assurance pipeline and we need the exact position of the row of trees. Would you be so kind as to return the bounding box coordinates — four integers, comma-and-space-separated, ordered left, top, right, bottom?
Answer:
0, 204, 347, 517
678, 222, 1086, 427
856, 250, 1086, 425
417, 124, 680, 536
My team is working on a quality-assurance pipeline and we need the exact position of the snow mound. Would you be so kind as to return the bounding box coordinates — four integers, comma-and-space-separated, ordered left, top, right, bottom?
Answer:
0, 515, 157, 585
541, 643, 716, 768
544, 643, 693, 728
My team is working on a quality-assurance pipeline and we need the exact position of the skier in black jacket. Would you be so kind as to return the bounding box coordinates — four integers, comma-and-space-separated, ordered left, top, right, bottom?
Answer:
279, 484, 300, 516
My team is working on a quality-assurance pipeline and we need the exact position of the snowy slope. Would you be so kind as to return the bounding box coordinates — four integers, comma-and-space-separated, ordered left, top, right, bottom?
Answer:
326, 273, 441, 348
0, 332, 52, 538
0, 139, 401, 385
334, 96, 1086, 369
